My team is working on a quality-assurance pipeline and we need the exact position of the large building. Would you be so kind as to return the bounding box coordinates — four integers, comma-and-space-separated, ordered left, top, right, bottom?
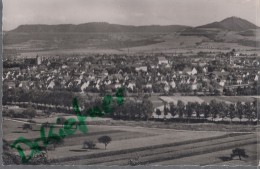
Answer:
158, 56, 168, 65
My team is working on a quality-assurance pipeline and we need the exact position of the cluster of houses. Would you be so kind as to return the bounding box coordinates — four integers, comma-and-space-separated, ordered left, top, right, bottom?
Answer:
3, 52, 260, 96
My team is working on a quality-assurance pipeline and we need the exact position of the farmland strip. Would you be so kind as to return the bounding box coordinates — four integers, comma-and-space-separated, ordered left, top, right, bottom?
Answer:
76, 135, 256, 165
51, 133, 252, 164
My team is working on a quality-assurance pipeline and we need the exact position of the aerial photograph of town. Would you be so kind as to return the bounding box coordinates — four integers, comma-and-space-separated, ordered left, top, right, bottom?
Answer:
2, 0, 260, 166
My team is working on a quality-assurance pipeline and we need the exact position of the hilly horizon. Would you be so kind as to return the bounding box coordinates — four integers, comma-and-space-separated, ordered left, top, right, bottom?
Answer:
10, 22, 190, 33
197, 16, 258, 31
9, 16, 259, 33
4, 16, 260, 53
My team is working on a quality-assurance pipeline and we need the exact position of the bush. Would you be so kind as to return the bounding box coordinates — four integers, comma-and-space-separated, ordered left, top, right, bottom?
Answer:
23, 108, 36, 119
56, 117, 67, 126
22, 123, 33, 132
82, 140, 96, 149
128, 156, 140, 166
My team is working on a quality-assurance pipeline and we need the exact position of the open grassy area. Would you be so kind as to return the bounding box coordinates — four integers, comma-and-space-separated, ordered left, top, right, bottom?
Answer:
3, 117, 258, 165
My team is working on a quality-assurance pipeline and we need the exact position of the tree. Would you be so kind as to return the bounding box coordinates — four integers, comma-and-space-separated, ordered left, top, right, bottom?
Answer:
155, 109, 161, 119
209, 100, 218, 121
201, 102, 210, 119
252, 100, 257, 123
228, 104, 236, 122
177, 100, 185, 119
218, 102, 227, 121
169, 102, 176, 118
163, 104, 169, 120
230, 148, 248, 160
98, 136, 112, 150
141, 99, 154, 120
22, 123, 32, 133
244, 102, 253, 123
193, 102, 201, 119
185, 102, 194, 122
236, 101, 244, 123
230, 49, 236, 56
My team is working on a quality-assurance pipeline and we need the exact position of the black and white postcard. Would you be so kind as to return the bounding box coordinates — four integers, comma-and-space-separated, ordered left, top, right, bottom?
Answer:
2, 0, 260, 166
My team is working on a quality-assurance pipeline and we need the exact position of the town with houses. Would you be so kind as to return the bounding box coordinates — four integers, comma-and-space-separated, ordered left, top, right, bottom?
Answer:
3, 51, 260, 97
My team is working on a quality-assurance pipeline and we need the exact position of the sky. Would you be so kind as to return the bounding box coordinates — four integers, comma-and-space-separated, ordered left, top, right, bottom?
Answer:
3, 0, 259, 30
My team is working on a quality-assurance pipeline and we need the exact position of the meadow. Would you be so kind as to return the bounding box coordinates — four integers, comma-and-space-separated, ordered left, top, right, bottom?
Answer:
3, 118, 258, 166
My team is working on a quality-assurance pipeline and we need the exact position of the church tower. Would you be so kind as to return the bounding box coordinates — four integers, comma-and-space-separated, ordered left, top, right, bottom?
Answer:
36, 55, 42, 65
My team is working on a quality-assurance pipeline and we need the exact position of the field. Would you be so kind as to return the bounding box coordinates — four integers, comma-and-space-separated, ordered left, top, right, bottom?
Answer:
3, 118, 258, 166
4, 29, 260, 58
159, 96, 257, 105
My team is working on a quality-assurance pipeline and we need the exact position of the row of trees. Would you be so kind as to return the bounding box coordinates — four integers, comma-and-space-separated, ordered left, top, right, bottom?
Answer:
81, 96, 257, 124
107, 99, 154, 120
155, 99, 257, 123
3, 87, 258, 124
3, 88, 83, 107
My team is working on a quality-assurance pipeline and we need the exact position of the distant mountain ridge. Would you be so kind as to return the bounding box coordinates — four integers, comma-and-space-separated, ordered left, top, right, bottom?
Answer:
5, 16, 259, 50
197, 16, 258, 31
10, 17, 258, 33
11, 22, 190, 33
